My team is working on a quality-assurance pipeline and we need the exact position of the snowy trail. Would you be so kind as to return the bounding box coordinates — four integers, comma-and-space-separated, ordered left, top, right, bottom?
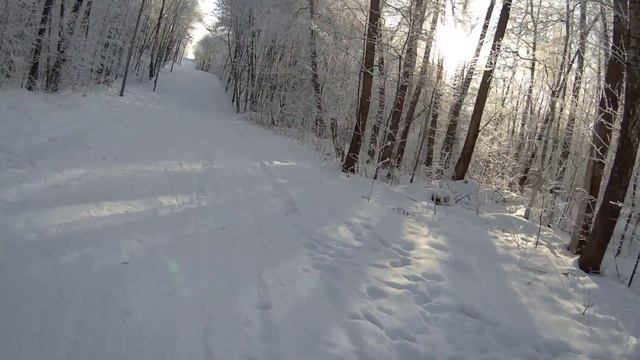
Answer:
1, 62, 639, 360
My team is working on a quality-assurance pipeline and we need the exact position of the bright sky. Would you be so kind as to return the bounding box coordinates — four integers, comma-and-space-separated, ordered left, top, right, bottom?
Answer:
434, 0, 492, 74
188, 0, 216, 58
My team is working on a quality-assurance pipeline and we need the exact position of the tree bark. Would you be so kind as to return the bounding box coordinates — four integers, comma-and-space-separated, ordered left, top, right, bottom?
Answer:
579, 0, 640, 273
120, 0, 147, 97
513, 0, 538, 166
557, 0, 587, 181
424, 59, 444, 170
48, 0, 84, 92
452, 0, 512, 180
367, 41, 386, 163
569, 0, 627, 253
308, 0, 325, 137
149, 0, 166, 79
440, 0, 495, 172
26, 0, 54, 91
395, 4, 440, 167
518, 0, 572, 191
342, 0, 381, 173
378, 0, 426, 167
616, 169, 638, 257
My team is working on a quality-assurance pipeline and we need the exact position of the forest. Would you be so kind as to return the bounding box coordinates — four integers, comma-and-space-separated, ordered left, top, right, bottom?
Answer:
0, 0, 198, 93
194, 0, 640, 279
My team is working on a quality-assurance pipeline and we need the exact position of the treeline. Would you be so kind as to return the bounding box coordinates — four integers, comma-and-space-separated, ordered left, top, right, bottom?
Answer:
0, 0, 198, 93
198, 0, 639, 279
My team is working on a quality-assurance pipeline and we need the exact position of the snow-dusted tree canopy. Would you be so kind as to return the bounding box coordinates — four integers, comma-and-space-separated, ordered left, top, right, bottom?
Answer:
195, 0, 608, 187
193, 0, 640, 277
0, 0, 199, 92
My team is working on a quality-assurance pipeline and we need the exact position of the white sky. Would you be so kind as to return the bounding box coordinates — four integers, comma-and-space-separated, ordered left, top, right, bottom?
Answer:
188, 0, 217, 58
434, 0, 492, 74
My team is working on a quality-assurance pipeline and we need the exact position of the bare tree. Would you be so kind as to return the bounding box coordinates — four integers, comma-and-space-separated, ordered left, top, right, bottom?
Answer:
342, 0, 382, 173
378, 0, 427, 167
120, 0, 147, 97
452, 0, 513, 180
308, 0, 326, 137
26, 0, 54, 91
149, 0, 166, 79
424, 58, 444, 171
579, 0, 640, 273
556, 0, 587, 181
569, 0, 627, 253
395, 3, 441, 167
440, 0, 496, 173
367, 39, 386, 164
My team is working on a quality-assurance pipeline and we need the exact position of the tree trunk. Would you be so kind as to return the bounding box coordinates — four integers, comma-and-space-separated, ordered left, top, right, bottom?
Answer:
308, 0, 325, 137
48, 0, 84, 92
378, 0, 426, 167
154, 1, 181, 92
120, 0, 146, 96
342, 0, 381, 173
26, 0, 54, 91
440, 0, 495, 172
513, 0, 537, 166
616, 168, 639, 257
394, 4, 440, 167
629, 251, 640, 287
149, 0, 166, 79
415, 57, 443, 178
367, 42, 386, 163
452, 0, 512, 180
557, 0, 587, 181
519, 0, 573, 191
424, 58, 444, 170
579, 0, 640, 274
569, 0, 627, 254
520, 0, 575, 223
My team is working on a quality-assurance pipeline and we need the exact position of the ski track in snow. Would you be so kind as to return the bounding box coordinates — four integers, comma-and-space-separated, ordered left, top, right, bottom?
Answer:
1, 61, 639, 360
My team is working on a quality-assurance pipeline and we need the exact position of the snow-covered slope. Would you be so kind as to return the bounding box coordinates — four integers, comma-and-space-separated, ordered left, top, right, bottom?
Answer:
1, 61, 638, 360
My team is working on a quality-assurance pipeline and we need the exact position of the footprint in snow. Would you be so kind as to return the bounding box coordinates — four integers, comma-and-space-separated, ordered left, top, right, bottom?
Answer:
347, 311, 363, 320
399, 241, 416, 251
361, 310, 384, 330
411, 289, 432, 305
372, 234, 391, 247
391, 246, 412, 258
370, 262, 390, 269
365, 285, 389, 300
385, 328, 418, 343
421, 302, 451, 314
390, 257, 412, 268
428, 241, 448, 252
403, 274, 424, 283
421, 271, 445, 282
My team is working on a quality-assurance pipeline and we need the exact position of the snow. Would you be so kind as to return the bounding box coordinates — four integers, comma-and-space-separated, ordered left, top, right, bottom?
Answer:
1, 61, 639, 360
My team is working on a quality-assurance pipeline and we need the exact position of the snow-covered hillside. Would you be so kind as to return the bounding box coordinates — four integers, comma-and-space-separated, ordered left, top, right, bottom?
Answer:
1, 62, 638, 360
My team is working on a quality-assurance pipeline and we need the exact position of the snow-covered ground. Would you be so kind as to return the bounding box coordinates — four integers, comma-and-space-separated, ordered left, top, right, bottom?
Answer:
1, 61, 639, 360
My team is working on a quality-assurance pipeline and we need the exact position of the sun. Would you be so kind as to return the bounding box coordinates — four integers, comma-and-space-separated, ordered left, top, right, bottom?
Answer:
434, 0, 493, 75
